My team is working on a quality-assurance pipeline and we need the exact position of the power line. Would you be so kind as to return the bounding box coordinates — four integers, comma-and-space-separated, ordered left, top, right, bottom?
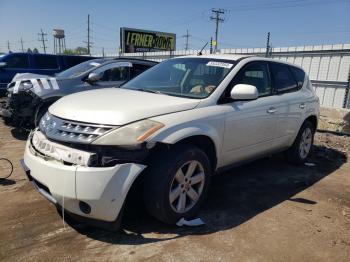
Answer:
38, 29, 47, 53
210, 8, 226, 52
182, 29, 191, 50
224, 0, 349, 12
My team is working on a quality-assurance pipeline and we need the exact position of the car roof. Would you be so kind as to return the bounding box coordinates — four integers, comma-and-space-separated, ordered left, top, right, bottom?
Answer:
182, 54, 248, 61
175, 53, 304, 71
104, 57, 158, 65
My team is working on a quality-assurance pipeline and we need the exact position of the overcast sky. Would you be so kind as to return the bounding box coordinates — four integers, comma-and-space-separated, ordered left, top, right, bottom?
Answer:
0, 0, 349, 54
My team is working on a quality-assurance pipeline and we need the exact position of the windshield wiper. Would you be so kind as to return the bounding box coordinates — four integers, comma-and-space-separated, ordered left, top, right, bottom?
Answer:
133, 88, 166, 95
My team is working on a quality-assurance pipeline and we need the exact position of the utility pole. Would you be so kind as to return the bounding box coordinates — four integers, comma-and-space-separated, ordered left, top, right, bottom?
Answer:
210, 8, 225, 52
87, 14, 91, 55
182, 29, 191, 50
265, 32, 271, 57
102, 47, 105, 57
38, 29, 47, 53
83, 15, 92, 55
7, 41, 11, 52
20, 38, 24, 52
210, 37, 213, 54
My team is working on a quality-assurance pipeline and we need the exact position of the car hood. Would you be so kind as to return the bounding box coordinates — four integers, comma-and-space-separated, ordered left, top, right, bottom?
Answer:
12, 73, 49, 82
7, 76, 70, 96
49, 88, 200, 125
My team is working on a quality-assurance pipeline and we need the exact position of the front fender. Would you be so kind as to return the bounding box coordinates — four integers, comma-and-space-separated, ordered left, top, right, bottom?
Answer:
150, 123, 223, 158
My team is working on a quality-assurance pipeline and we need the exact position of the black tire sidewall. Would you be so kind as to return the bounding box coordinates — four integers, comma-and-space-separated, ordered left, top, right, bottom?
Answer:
287, 121, 315, 164
144, 144, 211, 224
34, 104, 50, 127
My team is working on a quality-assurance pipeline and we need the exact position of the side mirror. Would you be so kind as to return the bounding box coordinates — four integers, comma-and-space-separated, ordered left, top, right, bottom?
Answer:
0, 62, 7, 68
230, 84, 258, 101
86, 72, 101, 83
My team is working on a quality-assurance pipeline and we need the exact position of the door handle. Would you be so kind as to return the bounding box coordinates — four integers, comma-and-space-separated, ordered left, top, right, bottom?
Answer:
299, 103, 306, 109
267, 107, 277, 114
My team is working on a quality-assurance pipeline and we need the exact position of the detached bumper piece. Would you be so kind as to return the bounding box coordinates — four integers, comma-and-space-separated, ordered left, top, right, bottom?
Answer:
0, 97, 12, 118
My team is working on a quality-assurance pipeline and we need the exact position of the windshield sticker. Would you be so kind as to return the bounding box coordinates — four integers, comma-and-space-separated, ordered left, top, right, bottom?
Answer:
89, 62, 101, 67
206, 61, 233, 69
115, 61, 133, 67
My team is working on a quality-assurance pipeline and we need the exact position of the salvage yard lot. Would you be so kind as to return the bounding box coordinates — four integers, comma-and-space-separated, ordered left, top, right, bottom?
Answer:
0, 121, 349, 261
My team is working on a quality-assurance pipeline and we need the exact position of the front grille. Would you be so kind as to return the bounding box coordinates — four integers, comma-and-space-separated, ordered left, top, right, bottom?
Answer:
39, 113, 116, 144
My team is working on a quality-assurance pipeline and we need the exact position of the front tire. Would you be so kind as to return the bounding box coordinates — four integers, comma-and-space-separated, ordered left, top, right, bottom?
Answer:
143, 144, 211, 225
286, 121, 315, 164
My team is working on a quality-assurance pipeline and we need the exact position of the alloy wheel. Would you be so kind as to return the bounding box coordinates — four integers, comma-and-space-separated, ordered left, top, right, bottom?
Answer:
299, 127, 312, 159
169, 160, 205, 214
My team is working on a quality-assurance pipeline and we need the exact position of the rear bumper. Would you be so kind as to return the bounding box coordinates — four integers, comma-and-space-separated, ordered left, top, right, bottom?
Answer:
22, 139, 146, 223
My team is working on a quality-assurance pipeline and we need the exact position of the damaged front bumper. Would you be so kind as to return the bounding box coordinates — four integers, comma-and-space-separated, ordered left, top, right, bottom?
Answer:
0, 90, 41, 124
22, 133, 147, 224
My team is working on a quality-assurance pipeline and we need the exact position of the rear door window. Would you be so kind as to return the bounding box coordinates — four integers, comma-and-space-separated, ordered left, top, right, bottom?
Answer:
4, 54, 29, 68
270, 63, 298, 93
64, 56, 89, 68
93, 62, 130, 82
131, 64, 151, 78
289, 66, 305, 88
34, 55, 58, 69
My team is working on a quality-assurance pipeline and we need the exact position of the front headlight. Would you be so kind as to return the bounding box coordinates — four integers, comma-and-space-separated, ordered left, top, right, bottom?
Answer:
21, 81, 33, 91
92, 119, 164, 146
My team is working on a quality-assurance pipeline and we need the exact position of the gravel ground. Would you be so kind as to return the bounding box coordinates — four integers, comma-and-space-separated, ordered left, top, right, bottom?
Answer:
0, 121, 349, 262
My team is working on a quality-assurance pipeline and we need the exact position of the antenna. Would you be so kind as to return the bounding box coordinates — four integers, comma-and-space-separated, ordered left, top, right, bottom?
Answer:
198, 42, 208, 56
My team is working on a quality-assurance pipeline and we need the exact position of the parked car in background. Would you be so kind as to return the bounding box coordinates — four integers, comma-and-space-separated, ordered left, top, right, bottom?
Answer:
21, 54, 319, 230
0, 52, 96, 96
0, 58, 157, 127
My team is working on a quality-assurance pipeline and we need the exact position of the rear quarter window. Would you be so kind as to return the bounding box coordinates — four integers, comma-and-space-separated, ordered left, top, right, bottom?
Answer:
64, 56, 91, 68
34, 55, 58, 69
290, 66, 305, 88
4, 54, 29, 68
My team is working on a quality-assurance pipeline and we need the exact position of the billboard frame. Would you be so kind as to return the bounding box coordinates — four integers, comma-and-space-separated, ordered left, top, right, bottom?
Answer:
120, 27, 176, 53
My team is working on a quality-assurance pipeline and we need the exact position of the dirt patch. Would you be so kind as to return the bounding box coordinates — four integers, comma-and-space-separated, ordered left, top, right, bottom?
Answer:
0, 121, 349, 261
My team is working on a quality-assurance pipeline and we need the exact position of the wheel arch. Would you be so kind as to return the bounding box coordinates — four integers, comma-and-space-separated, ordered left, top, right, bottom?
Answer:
304, 114, 318, 130
150, 125, 221, 171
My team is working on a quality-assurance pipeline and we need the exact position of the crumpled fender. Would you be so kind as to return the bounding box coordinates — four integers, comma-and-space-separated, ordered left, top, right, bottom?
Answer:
149, 123, 223, 158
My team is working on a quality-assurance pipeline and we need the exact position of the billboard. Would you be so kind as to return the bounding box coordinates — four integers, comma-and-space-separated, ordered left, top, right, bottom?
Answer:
120, 27, 176, 53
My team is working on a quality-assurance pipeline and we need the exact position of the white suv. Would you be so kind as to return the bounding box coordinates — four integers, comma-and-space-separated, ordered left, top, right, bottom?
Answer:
21, 54, 319, 229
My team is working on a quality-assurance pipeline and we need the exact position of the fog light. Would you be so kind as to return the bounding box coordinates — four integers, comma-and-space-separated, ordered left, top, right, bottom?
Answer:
79, 201, 91, 214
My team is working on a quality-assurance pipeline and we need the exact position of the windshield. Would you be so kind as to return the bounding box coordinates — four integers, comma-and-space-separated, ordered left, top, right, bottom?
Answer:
56, 59, 107, 78
122, 58, 235, 98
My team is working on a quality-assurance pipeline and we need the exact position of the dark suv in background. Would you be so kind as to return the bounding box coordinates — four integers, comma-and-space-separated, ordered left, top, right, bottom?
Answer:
0, 52, 95, 96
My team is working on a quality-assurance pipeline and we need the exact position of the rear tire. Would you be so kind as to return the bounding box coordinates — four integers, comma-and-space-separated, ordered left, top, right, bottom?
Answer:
286, 121, 315, 165
143, 144, 211, 225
